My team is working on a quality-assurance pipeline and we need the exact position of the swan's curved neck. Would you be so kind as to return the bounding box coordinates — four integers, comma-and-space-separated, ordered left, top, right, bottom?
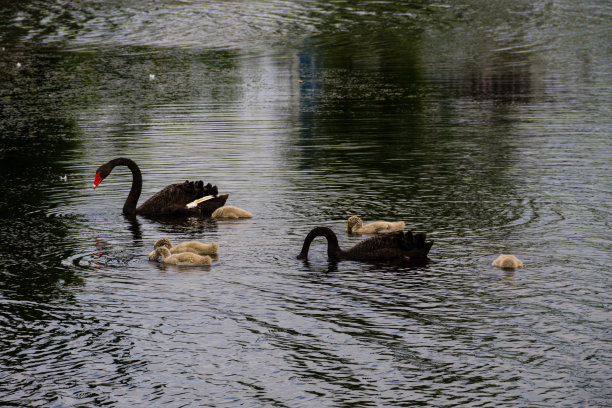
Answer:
297, 227, 343, 259
109, 158, 142, 215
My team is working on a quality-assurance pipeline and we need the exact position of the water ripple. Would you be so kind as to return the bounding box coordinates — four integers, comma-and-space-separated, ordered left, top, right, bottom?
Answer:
1, 1, 611, 406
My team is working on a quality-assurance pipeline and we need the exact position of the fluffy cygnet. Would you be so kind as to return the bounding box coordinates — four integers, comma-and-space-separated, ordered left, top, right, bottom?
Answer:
211, 206, 252, 219
149, 246, 212, 266
347, 216, 405, 234
153, 237, 218, 255
492, 254, 523, 269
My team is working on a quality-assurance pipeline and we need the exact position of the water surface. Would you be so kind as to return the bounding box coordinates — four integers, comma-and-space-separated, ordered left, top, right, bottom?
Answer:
1, 1, 611, 406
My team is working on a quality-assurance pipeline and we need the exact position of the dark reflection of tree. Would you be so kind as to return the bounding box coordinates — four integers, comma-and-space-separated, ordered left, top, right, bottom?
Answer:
288, 27, 533, 234
0, 48, 167, 404
0, 50, 106, 405
0, 42, 242, 285
287, 30, 433, 225
294, 31, 426, 174
0, 52, 84, 304
0, 44, 242, 401
71, 47, 242, 148
434, 51, 534, 104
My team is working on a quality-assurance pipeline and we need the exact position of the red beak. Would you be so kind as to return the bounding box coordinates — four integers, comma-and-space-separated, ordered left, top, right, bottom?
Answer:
93, 172, 102, 189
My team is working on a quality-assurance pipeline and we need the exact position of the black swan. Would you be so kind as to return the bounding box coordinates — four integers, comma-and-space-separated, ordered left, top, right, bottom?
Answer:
297, 226, 433, 263
92, 158, 228, 217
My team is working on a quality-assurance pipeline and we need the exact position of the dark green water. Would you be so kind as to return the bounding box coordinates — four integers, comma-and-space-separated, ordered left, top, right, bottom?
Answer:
1, 1, 610, 406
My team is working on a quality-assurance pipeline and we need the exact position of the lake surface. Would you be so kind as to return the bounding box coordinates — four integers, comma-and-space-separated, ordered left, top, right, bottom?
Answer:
1, 1, 611, 406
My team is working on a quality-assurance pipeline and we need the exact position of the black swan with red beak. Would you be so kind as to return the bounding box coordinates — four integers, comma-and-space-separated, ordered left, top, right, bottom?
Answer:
297, 227, 433, 264
93, 157, 228, 217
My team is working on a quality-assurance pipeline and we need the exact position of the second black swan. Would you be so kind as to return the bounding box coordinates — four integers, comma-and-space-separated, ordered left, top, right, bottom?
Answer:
297, 226, 433, 263
93, 157, 228, 217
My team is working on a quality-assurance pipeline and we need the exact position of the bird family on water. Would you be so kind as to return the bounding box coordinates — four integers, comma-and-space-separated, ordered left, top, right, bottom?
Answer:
93, 158, 522, 269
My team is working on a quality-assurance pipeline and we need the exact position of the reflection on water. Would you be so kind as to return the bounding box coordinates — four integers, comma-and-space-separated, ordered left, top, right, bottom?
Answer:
1, 0, 611, 406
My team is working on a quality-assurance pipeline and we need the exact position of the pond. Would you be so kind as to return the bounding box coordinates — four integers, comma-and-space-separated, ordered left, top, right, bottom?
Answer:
0, 1, 610, 406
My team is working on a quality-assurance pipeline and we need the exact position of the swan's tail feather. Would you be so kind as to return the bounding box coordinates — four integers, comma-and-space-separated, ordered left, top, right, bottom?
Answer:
204, 183, 218, 197
181, 180, 219, 200
403, 230, 414, 246
413, 232, 426, 247
409, 232, 434, 256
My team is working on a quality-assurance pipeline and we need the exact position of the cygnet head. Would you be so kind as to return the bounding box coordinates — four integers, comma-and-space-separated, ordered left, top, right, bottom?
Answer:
492, 254, 523, 269
347, 216, 363, 232
148, 248, 158, 261
156, 246, 172, 258
149, 246, 171, 261
154, 238, 173, 249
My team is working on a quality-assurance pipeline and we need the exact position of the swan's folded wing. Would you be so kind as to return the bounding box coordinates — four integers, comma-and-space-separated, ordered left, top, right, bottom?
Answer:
137, 182, 203, 215
405, 232, 434, 256
350, 231, 406, 253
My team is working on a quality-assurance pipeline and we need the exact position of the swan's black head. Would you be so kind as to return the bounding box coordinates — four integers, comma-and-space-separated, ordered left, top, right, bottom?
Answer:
93, 163, 111, 189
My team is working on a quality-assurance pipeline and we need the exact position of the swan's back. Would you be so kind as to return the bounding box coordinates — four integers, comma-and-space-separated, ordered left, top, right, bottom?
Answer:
349, 231, 405, 251
345, 231, 406, 260
137, 181, 225, 216
345, 230, 433, 261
